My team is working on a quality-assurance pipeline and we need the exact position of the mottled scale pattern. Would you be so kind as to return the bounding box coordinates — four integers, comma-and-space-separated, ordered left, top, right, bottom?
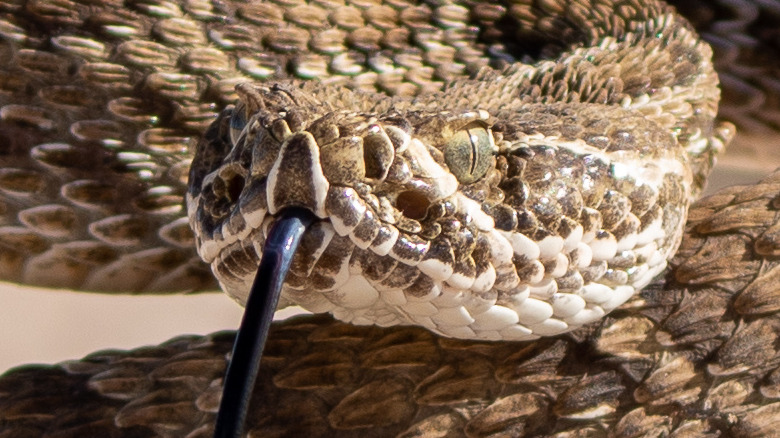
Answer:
0, 0, 745, 296
0, 0, 780, 435
186, 3, 731, 340
2, 171, 780, 436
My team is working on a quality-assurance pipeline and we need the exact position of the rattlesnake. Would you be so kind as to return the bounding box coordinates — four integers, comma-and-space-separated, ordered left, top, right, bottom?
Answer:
1, 0, 779, 436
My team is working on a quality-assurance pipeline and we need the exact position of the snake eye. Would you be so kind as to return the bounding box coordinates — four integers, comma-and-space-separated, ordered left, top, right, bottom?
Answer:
229, 107, 247, 146
444, 122, 494, 184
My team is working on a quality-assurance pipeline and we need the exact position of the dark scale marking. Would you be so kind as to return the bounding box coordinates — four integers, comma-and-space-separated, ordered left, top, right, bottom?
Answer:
452, 257, 477, 280
627, 184, 658, 217
486, 203, 518, 231
598, 190, 631, 230
494, 264, 521, 289
384, 155, 413, 184
395, 215, 423, 234
326, 187, 364, 228
363, 128, 395, 180
306, 234, 354, 292
542, 257, 562, 278
390, 232, 429, 264
532, 227, 555, 242
447, 227, 476, 262
371, 225, 395, 248
305, 112, 342, 147
513, 255, 543, 283
418, 221, 442, 240
222, 242, 259, 279
579, 208, 603, 236
658, 173, 687, 206
515, 209, 539, 234
356, 249, 398, 282
423, 238, 456, 266
610, 249, 639, 269
556, 271, 585, 293
555, 216, 580, 241
580, 261, 608, 284
320, 137, 367, 186
269, 132, 324, 214
350, 210, 382, 245
639, 205, 663, 231
225, 211, 247, 238
404, 274, 437, 299
288, 222, 330, 278
381, 262, 421, 289
238, 179, 268, 217
611, 214, 640, 242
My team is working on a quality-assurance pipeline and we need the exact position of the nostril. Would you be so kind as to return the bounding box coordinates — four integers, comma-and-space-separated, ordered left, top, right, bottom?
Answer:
214, 164, 247, 203
396, 190, 430, 220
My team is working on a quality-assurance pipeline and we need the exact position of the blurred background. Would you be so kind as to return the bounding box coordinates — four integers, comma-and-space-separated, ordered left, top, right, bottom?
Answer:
0, 141, 775, 375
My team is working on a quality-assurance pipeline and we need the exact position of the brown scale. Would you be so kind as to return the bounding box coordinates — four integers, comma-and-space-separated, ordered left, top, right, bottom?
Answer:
302, 233, 355, 293
158, 219, 196, 248
324, 186, 364, 229
393, 214, 422, 234
421, 236, 455, 268
354, 248, 397, 283
349, 209, 382, 245
380, 261, 420, 290
580, 259, 608, 284
404, 274, 437, 299
452, 256, 477, 281
611, 213, 641, 243
556, 270, 585, 293
17, 205, 78, 238
446, 226, 476, 262
219, 242, 258, 282
368, 223, 396, 250
597, 189, 631, 231
88, 215, 150, 247
287, 223, 331, 281
389, 231, 428, 264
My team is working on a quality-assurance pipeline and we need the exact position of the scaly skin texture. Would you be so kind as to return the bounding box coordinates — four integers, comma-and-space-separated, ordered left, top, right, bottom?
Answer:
185, 8, 724, 339
1, 171, 780, 436
0, 0, 740, 294
0, 0, 780, 436
3, 0, 734, 342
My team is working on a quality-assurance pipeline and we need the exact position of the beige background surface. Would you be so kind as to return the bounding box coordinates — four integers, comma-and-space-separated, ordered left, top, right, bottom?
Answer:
0, 155, 774, 375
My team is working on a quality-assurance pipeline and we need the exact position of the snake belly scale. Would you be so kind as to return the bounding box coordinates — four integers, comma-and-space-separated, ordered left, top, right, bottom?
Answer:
185, 2, 731, 340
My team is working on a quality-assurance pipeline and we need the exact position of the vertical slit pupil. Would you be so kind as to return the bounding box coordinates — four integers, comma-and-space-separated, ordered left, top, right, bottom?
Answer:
467, 128, 478, 175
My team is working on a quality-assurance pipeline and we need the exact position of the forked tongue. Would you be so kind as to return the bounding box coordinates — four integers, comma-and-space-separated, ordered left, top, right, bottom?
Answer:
213, 207, 315, 438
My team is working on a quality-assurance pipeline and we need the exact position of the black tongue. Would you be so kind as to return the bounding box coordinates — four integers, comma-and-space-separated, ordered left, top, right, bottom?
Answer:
213, 207, 315, 438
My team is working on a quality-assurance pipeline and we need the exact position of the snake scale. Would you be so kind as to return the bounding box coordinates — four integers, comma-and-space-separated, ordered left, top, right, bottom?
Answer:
1, 0, 780, 436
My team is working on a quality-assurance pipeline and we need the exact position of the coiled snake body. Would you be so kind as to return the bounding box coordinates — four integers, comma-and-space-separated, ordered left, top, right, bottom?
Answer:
1, 0, 780, 436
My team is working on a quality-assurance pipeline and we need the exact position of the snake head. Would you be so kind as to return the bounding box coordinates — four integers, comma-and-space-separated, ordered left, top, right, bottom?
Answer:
187, 82, 692, 341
